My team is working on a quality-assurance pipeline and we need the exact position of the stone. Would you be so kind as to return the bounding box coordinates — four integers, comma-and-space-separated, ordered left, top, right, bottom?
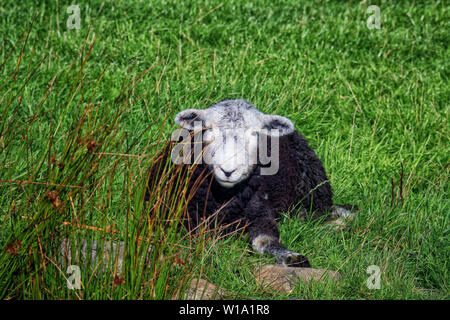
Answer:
59, 238, 152, 275
255, 265, 341, 294
176, 278, 225, 300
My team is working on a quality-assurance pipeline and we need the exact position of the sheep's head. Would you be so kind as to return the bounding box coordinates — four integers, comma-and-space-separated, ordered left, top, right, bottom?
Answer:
174, 99, 295, 188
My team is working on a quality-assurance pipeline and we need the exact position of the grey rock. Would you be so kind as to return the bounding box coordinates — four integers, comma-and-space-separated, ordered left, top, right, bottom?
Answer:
255, 264, 341, 294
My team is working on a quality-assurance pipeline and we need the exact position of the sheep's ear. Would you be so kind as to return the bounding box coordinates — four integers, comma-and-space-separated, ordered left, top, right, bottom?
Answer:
262, 115, 295, 136
174, 109, 205, 130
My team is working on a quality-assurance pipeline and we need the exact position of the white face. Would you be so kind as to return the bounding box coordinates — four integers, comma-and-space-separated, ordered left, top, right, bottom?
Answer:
175, 99, 295, 188
202, 125, 259, 187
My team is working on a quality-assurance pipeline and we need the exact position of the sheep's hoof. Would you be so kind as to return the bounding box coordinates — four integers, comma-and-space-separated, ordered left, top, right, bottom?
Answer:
277, 252, 311, 268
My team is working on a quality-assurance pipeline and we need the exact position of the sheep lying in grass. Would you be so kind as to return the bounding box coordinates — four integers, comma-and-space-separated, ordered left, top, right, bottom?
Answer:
147, 99, 351, 267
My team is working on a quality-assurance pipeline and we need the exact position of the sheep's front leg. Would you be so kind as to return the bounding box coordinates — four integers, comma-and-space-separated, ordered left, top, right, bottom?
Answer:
251, 233, 311, 268
246, 214, 310, 267
245, 195, 310, 267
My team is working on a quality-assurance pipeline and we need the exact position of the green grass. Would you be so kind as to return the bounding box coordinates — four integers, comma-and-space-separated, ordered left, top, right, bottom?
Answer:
0, 0, 448, 299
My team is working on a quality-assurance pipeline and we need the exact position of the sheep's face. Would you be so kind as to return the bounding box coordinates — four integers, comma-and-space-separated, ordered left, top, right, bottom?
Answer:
175, 99, 295, 188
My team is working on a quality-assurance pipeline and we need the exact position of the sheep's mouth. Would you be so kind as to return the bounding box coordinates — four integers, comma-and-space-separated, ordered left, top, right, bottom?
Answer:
215, 177, 239, 188
214, 174, 249, 188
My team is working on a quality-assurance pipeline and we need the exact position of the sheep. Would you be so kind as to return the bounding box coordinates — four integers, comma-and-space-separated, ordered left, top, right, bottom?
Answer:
146, 99, 351, 268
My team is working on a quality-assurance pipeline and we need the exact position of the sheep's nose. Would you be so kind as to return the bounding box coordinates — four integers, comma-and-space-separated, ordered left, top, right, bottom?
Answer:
220, 168, 235, 177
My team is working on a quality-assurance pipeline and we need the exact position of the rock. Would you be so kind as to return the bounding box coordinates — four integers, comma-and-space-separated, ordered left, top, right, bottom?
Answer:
59, 238, 125, 273
255, 265, 341, 294
59, 238, 152, 275
177, 278, 225, 300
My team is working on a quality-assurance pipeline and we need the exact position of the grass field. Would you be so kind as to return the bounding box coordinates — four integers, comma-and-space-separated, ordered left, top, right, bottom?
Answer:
0, 0, 448, 299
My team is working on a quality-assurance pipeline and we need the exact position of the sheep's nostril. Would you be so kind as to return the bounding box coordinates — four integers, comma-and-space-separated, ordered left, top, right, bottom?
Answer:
221, 168, 235, 177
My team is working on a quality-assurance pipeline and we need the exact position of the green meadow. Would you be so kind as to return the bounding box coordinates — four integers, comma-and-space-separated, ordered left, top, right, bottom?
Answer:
0, 0, 448, 299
